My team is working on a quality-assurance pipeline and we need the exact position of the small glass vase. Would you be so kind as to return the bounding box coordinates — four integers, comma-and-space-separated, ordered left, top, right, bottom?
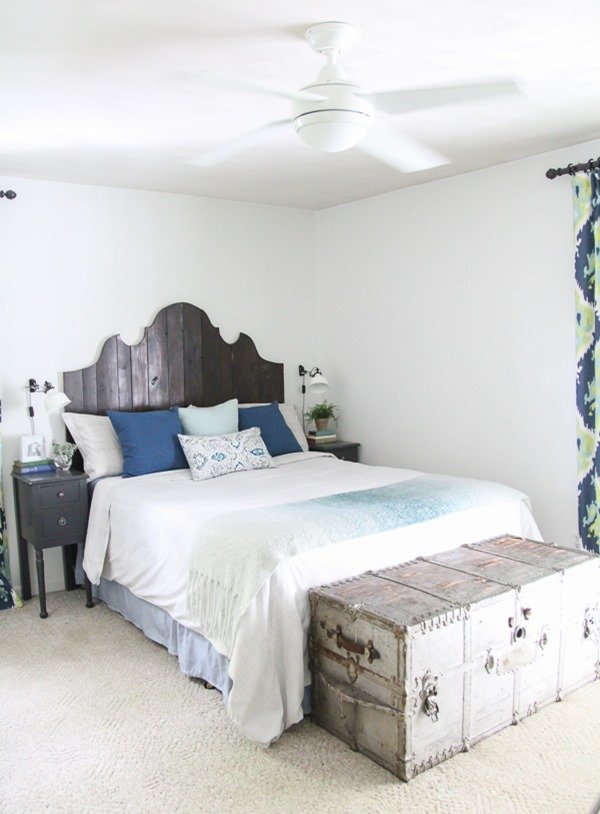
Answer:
54, 454, 73, 472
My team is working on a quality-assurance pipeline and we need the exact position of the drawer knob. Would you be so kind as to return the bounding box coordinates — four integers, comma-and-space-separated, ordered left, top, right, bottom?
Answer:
58, 491, 65, 498
58, 517, 67, 527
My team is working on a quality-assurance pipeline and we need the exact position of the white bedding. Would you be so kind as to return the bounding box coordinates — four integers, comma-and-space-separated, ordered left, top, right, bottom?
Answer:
84, 452, 541, 745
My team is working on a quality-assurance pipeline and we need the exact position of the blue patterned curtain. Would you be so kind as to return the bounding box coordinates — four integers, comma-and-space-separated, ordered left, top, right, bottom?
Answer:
573, 171, 600, 552
0, 398, 19, 608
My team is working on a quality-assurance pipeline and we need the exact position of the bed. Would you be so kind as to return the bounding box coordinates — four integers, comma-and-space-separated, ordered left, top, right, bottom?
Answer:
63, 303, 541, 746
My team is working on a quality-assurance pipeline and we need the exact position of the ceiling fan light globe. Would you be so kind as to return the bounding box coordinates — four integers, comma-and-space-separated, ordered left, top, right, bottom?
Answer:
291, 76, 373, 153
294, 111, 371, 152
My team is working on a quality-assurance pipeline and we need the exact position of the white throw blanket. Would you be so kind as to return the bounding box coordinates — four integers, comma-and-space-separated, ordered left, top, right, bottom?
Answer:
187, 475, 529, 654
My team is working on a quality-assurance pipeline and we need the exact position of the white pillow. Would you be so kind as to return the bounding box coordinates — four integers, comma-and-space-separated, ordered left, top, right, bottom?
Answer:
178, 427, 274, 482
239, 402, 308, 452
62, 413, 123, 480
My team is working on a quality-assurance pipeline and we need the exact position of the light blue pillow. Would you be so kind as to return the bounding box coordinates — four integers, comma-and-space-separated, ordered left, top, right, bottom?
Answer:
179, 399, 239, 437
107, 407, 188, 478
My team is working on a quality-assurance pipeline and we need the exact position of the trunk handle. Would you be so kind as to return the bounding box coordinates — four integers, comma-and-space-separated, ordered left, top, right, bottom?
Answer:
335, 625, 380, 663
317, 673, 395, 715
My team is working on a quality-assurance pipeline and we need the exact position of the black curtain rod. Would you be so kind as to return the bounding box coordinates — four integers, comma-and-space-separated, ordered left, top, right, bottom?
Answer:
546, 158, 600, 179
0, 190, 16, 199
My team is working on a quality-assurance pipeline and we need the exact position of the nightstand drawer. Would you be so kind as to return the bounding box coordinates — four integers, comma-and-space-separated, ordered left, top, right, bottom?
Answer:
312, 441, 360, 462
41, 505, 85, 542
40, 480, 81, 507
335, 449, 359, 462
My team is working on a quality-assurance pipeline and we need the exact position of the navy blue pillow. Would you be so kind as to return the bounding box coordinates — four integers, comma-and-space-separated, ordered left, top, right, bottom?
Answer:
238, 402, 302, 457
107, 407, 188, 478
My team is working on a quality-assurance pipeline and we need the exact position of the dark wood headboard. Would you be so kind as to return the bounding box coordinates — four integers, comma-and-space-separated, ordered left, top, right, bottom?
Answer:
63, 302, 284, 415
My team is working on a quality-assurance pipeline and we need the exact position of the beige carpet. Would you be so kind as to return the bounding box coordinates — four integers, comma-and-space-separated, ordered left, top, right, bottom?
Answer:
2, 591, 600, 814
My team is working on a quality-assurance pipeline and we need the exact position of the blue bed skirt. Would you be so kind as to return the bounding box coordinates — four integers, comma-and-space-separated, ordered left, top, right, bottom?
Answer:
86, 575, 311, 715
93, 577, 233, 701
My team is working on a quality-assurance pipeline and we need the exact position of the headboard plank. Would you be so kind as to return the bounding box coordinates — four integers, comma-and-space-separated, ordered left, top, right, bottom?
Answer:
116, 338, 133, 410
97, 336, 120, 414
63, 302, 284, 415
64, 368, 83, 410
182, 302, 204, 407
131, 335, 149, 410
148, 308, 169, 408
201, 311, 225, 406
82, 366, 98, 414
260, 358, 283, 403
220, 338, 235, 401
166, 304, 185, 406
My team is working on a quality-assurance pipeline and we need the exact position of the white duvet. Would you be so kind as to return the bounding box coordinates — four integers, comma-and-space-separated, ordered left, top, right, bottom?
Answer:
84, 452, 541, 745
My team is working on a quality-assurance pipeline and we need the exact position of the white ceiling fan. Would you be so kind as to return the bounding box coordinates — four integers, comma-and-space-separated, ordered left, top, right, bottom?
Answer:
190, 21, 519, 173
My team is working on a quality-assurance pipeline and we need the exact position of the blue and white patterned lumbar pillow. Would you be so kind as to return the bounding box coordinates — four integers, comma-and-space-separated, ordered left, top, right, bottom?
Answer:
178, 427, 274, 482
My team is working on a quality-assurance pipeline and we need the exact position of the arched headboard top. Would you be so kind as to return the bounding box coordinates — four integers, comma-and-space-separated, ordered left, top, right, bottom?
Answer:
63, 302, 284, 414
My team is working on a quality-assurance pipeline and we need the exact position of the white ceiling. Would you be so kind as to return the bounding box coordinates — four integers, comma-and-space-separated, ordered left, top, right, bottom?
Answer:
2, 0, 600, 210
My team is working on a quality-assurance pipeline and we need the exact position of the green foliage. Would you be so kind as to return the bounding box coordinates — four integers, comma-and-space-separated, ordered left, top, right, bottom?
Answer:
52, 440, 77, 457
304, 400, 339, 422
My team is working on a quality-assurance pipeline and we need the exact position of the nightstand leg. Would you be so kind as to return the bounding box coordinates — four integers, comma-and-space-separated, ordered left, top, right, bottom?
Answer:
84, 575, 94, 609
35, 549, 48, 619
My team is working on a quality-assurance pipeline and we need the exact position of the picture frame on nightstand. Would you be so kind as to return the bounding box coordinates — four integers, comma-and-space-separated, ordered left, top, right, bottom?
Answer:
20, 434, 45, 462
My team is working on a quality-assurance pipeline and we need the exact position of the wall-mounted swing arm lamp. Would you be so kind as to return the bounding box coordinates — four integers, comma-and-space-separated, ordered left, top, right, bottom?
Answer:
298, 364, 329, 395
299, 364, 329, 433
26, 378, 71, 434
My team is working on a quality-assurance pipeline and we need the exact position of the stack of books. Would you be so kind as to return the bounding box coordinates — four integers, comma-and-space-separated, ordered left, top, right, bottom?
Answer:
307, 429, 337, 447
13, 458, 57, 475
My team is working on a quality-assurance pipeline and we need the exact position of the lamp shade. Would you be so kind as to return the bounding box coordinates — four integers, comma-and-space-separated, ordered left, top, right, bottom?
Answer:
45, 389, 71, 413
308, 372, 329, 394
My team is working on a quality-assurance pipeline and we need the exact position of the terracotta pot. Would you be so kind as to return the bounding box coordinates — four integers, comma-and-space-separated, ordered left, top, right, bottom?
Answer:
315, 418, 330, 432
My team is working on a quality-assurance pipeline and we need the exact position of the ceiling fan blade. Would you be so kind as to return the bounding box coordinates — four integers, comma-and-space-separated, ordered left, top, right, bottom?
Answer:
190, 120, 289, 167
171, 71, 325, 102
361, 80, 520, 115
220, 77, 327, 102
358, 122, 449, 173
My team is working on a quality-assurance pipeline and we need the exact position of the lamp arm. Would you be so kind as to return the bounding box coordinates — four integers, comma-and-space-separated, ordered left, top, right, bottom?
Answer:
26, 386, 35, 435
26, 378, 57, 434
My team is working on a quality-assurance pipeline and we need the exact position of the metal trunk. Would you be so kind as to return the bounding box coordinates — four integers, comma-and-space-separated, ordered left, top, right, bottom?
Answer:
309, 536, 600, 781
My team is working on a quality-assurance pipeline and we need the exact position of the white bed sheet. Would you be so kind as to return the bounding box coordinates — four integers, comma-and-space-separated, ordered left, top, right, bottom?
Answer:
84, 452, 541, 745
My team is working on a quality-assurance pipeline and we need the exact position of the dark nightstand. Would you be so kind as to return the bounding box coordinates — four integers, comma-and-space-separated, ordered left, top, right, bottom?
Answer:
12, 469, 94, 618
311, 440, 360, 462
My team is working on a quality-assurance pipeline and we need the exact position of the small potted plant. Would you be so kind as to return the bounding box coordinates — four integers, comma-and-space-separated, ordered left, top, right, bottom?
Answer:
305, 400, 339, 432
51, 440, 78, 472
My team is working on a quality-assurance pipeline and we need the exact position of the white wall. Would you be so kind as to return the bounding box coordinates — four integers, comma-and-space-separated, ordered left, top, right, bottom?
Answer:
2, 137, 594, 598
316, 140, 600, 547
0, 176, 316, 594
